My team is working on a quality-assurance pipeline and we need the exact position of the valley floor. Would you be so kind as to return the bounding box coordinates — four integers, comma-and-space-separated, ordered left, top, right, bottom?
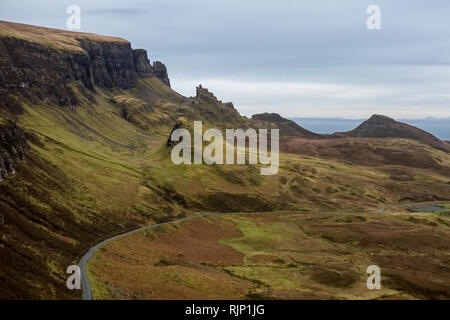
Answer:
87, 204, 450, 300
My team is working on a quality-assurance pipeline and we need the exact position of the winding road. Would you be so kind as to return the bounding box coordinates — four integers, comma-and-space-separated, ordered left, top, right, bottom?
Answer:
78, 201, 445, 300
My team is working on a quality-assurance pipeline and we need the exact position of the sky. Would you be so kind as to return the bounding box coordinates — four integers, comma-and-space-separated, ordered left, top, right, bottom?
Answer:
1, 0, 450, 119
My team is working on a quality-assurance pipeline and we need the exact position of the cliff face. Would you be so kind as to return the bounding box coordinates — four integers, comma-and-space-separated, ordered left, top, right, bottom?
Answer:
133, 49, 170, 87
78, 38, 138, 89
0, 122, 29, 183
0, 22, 170, 111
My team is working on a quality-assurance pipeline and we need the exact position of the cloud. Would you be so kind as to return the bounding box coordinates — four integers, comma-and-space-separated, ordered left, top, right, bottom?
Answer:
171, 77, 450, 119
0, 0, 449, 118
84, 8, 142, 16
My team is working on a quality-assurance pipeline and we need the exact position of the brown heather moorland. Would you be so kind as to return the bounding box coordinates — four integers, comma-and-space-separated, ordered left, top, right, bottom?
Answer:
88, 209, 450, 300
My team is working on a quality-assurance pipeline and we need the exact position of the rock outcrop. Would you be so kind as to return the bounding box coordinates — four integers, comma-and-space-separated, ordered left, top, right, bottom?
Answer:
0, 122, 29, 182
133, 49, 170, 87
195, 85, 235, 109
195, 85, 220, 103
167, 120, 184, 148
133, 49, 154, 78
151, 61, 171, 87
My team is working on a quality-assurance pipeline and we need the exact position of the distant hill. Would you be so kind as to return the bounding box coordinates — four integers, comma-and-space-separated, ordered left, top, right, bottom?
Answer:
291, 117, 450, 141
334, 115, 449, 152
252, 112, 323, 138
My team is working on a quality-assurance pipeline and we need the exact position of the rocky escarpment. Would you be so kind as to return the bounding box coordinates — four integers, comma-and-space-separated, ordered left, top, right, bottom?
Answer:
0, 122, 29, 183
0, 21, 170, 111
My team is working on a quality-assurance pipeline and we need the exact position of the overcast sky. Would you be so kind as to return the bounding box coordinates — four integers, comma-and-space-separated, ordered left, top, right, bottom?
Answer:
1, 0, 450, 119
